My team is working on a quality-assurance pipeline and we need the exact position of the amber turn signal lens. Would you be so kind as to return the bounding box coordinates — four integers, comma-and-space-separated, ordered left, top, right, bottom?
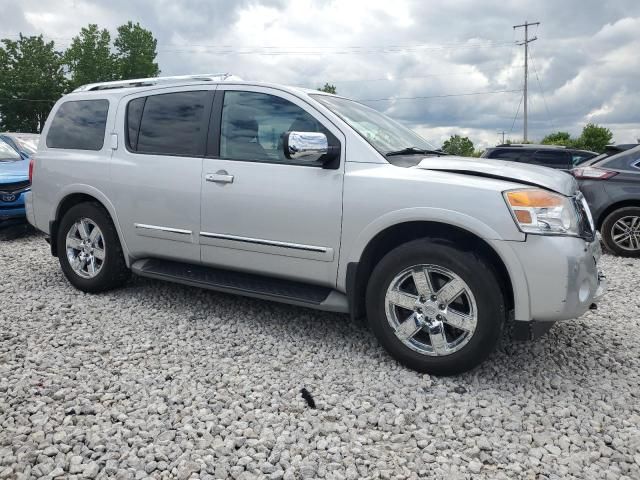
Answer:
506, 189, 564, 207
514, 210, 532, 224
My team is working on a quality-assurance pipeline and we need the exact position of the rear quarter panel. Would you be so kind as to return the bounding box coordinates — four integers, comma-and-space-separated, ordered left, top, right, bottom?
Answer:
32, 94, 118, 235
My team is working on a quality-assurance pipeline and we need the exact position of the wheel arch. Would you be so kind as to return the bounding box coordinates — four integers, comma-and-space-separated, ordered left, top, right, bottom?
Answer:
597, 199, 640, 229
50, 186, 130, 265
345, 221, 517, 323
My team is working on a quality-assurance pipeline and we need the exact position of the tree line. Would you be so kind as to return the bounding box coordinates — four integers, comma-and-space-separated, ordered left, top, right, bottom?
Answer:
0, 22, 160, 132
441, 123, 615, 157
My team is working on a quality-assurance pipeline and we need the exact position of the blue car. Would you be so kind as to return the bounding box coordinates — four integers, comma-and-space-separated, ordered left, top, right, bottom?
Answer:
0, 134, 37, 228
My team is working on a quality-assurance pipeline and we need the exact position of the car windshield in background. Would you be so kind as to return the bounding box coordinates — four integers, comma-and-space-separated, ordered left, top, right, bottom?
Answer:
312, 94, 437, 156
14, 137, 38, 155
0, 139, 21, 162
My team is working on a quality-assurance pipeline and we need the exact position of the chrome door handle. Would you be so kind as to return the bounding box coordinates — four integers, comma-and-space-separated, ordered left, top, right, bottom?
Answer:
205, 171, 234, 184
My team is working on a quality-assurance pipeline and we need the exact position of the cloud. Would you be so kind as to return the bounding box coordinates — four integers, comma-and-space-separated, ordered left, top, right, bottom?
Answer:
1, 0, 640, 148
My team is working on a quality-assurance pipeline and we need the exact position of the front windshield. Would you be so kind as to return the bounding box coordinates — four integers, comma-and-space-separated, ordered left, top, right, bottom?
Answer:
0, 139, 21, 162
312, 94, 436, 154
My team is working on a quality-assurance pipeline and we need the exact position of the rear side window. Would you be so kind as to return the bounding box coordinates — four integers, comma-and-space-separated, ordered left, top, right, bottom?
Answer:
128, 91, 208, 156
126, 97, 145, 151
46, 100, 109, 150
531, 150, 570, 169
486, 149, 532, 162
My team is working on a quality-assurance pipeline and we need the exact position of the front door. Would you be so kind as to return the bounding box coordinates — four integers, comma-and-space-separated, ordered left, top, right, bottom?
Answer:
199, 87, 345, 286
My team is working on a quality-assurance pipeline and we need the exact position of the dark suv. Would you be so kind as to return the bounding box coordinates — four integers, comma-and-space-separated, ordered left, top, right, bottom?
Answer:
573, 145, 640, 257
482, 144, 598, 170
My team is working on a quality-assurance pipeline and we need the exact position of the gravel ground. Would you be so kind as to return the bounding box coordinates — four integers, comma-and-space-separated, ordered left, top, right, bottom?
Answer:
1, 232, 640, 480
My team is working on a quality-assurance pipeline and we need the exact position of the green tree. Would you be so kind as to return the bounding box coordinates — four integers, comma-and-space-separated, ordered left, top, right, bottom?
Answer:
114, 21, 159, 79
317, 83, 336, 94
0, 35, 66, 132
65, 24, 116, 90
541, 131, 573, 146
579, 123, 613, 153
442, 135, 475, 157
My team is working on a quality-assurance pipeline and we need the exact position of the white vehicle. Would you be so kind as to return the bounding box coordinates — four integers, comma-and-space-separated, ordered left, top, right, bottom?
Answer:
26, 74, 605, 375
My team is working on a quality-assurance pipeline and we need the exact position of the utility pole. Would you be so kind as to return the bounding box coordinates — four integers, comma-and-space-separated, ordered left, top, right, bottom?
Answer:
513, 20, 539, 142
497, 131, 506, 145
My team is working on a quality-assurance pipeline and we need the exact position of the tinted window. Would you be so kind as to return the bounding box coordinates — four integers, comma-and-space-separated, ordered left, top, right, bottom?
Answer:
126, 97, 145, 151
135, 91, 208, 156
220, 91, 329, 163
531, 150, 570, 168
46, 100, 109, 150
486, 149, 532, 162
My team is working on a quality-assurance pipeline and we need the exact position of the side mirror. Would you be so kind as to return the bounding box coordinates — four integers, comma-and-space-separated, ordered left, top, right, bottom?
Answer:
283, 131, 329, 163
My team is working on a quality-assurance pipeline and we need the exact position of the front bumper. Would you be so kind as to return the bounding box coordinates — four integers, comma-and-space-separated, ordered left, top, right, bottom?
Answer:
0, 188, 28, 222
494, 234, 605, 323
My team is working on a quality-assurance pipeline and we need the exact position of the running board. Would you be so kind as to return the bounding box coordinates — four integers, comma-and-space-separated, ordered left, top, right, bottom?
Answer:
131, 258, 349, 313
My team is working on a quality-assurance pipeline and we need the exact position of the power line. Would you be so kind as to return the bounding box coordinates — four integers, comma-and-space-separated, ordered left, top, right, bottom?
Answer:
0, 88, 523, 105
156, 43, 517, 55
2, 33, 516, 50
307, 66, 525, 84
358, 89, 523, 103
510, 92, 524, 134
528, 46, 555, 131
0, 97, 56, 103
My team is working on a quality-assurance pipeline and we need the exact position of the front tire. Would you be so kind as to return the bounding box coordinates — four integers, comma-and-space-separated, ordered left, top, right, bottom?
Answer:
366, 239, 505, 375
601, 207, 640, 257
57, 202, 130, 292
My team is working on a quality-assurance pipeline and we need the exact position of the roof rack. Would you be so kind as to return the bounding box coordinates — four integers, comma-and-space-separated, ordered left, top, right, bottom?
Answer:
72, 73, 242, 92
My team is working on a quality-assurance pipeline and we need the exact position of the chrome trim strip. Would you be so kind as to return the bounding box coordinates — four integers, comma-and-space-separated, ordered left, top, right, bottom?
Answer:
200, 232, 328, 253
134, 223, 192, 235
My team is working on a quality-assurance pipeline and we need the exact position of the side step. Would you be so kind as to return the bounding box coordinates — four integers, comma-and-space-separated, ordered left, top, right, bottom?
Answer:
131, 258, 349, 313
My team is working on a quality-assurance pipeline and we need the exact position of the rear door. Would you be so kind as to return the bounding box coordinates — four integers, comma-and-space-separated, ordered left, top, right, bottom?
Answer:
199, 86, 345, 286
110, 87, 214, 263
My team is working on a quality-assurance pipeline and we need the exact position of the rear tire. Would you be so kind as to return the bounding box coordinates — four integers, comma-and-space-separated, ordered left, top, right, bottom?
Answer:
57, 202, 130, 292
366, 239, 505, 375
601, 207, 640, 257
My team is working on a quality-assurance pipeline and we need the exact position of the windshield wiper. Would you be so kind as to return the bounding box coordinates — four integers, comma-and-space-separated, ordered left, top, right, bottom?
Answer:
385, 147, 446, 157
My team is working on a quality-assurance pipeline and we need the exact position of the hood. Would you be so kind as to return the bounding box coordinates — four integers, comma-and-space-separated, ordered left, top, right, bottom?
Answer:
415, 156, 578, 196
0, 157, 29, 182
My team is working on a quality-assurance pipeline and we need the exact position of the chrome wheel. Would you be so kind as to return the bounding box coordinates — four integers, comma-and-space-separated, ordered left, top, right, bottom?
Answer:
611, 216, 640, 251
384, 264, 478, 356
65, 218, 105, 279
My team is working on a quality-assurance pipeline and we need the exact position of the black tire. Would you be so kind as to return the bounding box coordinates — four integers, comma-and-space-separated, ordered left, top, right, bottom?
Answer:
366, 239, 505, 376
601, 207, 640, 258
57, 202, 130, 292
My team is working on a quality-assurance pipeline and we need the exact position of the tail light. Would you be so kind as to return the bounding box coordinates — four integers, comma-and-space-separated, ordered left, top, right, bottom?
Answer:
571, 166, 617, 180
28, 156, 35, 183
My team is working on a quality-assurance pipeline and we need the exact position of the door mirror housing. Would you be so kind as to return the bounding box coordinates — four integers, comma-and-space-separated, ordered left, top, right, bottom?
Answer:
283, 131, 337, 165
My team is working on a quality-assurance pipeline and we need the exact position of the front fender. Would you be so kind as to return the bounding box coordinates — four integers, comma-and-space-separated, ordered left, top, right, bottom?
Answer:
337, 207, 531, 321
343, 206, 524, 266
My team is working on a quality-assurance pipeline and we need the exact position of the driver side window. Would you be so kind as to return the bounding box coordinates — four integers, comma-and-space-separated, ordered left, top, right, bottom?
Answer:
220, 91, 327, 163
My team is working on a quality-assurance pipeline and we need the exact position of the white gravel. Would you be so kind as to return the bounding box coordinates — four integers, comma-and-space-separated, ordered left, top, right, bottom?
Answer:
1, 232, 640, 480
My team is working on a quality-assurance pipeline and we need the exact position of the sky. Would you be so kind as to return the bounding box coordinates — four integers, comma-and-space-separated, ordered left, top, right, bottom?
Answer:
2, 0, 640, 148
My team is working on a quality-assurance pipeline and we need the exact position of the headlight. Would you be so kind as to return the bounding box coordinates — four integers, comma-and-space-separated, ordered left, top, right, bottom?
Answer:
504, 188, 579, 236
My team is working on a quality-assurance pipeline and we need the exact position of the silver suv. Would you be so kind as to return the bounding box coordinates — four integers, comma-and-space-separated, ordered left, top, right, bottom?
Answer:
26, 74, 605, 375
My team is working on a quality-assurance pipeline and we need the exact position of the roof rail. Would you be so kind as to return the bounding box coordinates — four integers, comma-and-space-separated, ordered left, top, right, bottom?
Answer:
497, 143, 567, 149
72, 73, 242, 92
